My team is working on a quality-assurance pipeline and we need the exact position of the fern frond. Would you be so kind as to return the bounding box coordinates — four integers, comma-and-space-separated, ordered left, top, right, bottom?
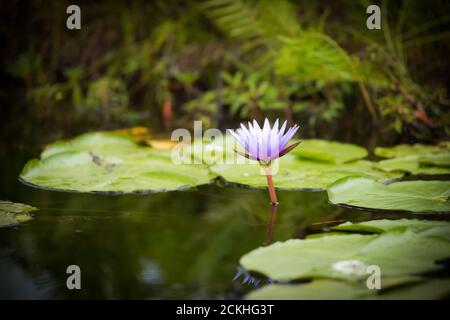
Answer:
201, 0, 300, 51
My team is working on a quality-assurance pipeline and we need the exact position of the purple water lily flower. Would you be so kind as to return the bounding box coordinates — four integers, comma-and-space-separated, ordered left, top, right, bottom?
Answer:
229, 118, 300, 165
229, 118, 301, 205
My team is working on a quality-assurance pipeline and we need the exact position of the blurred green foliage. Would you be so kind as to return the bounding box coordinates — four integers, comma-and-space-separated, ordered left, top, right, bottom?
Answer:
2, 0, 449, 143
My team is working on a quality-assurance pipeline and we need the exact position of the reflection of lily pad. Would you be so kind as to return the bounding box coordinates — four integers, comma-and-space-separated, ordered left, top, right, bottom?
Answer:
0, 200, 37, 228
327, 177, 450, 213
211, 158, 402, 191
375, 143, 450, 158
20, 132, 216, 193
246, 278, 450, 300
376, 155, 450, 175
293, 139, 368, 163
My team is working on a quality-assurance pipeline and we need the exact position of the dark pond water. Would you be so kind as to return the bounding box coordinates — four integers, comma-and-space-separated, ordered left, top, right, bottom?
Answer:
0, 143, 443, 299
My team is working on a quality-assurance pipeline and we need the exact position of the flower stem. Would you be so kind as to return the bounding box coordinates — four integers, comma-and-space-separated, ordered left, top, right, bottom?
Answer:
264, 166, 278, 205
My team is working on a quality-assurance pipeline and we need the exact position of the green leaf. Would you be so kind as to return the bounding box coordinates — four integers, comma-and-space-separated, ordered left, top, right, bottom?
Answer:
375, 143, 450, 158
377, 279, 450, 300
20, 132, 216, 193
0, 200, 37, 228
41, 131, 139, 159
188, 134, 244, 165
244, 219, 450, 299
245, 278, 450, 300
376, 155, 450, 175
240, 234, 376, 281
419, 152, 450, 168
292, 139, 368, 163
211, 157, 402, 191
240, 224, 450, 282
332, 219, 450, 240
327, 177, 450, 213
246, 280, 372, 300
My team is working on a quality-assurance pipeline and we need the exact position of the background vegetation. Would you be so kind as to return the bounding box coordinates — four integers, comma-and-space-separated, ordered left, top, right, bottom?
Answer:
2, 0, 449, 146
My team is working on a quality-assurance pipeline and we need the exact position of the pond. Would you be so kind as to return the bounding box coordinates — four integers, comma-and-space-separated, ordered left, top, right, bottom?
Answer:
0, 140, 444, 299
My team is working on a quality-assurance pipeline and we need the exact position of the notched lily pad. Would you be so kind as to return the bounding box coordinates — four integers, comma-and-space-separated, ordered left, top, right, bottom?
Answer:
327, 177, 450, 213
19, 132, 216, 194
0, 200, 37, 228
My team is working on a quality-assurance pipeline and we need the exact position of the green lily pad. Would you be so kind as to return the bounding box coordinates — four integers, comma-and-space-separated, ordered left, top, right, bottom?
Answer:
240, 220, 450, 282
375, 143, 450, 158
41, 131, 139, 159
240, 234, 375, 281
292, 139, 368, 163
327, 177, 450, 213
245, 278, 450, 300
0, 200, 37, 228
211, 158, 402, 191
20, 132, 216, 193
332, 219, 450, 240
377, 278, 450, 300
246, 280, 371, 300
419, 152, 450, 168
374, 143, 450, 175
188, 134, 243, 165
376, 155, 450, 175
243, 219, 450, 299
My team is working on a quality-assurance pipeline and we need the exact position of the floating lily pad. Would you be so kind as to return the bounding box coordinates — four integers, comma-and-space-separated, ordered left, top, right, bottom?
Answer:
419, 152, 450, 168
211, 158, 402, 191
292, 139, 368, 163
243, 220, 450, 299
188, 134, 243, 165
374, 143, 450, 175
20, 132, 216, 193
332, 219, 450, 240
0, 200, 37, 228
240, 234, 375, 281
246, 280, 371, 300
41, 131, 139, 159
240, 220, 450, 282
378, 279, 450, 300
375, 143, 450, 158
245, 278, 450, 300
376, 155, 450, 175
327, 177, 450, 213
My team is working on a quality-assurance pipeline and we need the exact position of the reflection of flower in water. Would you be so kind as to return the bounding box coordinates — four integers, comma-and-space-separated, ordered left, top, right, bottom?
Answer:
232, 268, 274, 287
139, 259, 164, 285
